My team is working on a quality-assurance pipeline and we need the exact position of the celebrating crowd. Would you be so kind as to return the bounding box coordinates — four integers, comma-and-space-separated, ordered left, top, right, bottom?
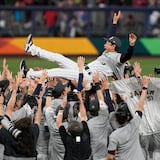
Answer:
0, 10, 159, 160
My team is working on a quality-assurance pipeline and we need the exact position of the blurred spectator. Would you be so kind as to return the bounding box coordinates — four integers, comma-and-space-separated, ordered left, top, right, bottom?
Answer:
53, 0, 68, 36
0, 11, 6, 30
11, 0, 25, 27
148, 0, 160, 36
151, 17, 160, 37
68, 5, 89, 37
87, 0, 97, 7
44, 1, 58, 36
23, 0, 35, 29
133, 0, 148, 7
66, 0, 76, 7
23, 0, 34, 5
56, 12, 68, 37
123, 13, 143, 34
149, 11, 160, 27
148, 0, 157, 6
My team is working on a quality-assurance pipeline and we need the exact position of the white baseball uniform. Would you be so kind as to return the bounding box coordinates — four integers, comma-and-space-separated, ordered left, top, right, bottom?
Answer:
108, 113, 145, 160
110, 77, 160, 159
26, 44, 125, 82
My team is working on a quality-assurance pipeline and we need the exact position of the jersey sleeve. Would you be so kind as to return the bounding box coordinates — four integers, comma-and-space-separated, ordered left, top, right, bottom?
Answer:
107, 24, 117, 37
45, 107, 56, 129
108, 132, 118, 154
130, 112, 142, 129
120, 46, 134, 63
98, 101, 109, 117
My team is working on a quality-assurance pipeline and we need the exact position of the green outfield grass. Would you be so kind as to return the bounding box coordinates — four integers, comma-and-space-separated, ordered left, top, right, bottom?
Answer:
0, 56, 160, 77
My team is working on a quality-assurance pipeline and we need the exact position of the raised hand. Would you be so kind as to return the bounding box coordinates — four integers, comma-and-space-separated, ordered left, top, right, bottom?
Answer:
47, 77, 57, 88
16, 72, 23, 84
77, 56, 85, 73
39, 70, 48, 84
113, 10, 121, 24
133, 61, 142, 78
129, 33, 137, 46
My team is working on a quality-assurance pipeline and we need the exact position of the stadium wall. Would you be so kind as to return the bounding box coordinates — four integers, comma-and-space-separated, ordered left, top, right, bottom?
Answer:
0, 37, 159, 56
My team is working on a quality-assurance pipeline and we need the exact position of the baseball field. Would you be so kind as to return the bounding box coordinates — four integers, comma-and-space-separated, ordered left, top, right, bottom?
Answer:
0, 56, 160, 77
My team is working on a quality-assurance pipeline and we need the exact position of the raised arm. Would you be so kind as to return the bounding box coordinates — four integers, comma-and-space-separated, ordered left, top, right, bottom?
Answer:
101, 76, 115, 112
92, 72, 104, 102
76, 91, 87, 121
0, 94, 4, 128
108, 10, 121, 37
120, 33, 137, 63
133, 61, 142, 78
32, 70, 48, 97
137, 76, 149, 112
77, 56, 85, 91
34, 95, 42, 125
56, 97, 68, 128
5, 72, 22, 119
0, 94, 4, 116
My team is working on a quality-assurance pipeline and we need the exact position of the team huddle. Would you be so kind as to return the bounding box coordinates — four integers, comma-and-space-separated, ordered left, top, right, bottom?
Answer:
0, 10, 159, 160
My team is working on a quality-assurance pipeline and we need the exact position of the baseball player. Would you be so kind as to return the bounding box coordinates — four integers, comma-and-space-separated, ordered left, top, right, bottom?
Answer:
107, 76, 149, 160
21, 11, 137, 86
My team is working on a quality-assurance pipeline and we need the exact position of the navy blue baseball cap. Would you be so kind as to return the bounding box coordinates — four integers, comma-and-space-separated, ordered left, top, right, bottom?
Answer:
88, 98, 100, 111
52, 82, 68, 98
54, 82, 68, 94
104, 36, 121, 48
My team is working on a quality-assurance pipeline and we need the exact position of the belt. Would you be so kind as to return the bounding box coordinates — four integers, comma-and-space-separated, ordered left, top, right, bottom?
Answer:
84, 65, 92, 75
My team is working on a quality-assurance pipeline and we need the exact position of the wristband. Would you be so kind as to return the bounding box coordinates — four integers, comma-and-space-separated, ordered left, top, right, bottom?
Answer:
46, 87, 53, 97
142, 87, 148, 90
95, 82, 101, 91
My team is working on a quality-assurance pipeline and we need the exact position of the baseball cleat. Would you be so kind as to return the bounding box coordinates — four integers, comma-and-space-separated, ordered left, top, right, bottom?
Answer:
20, 59, 29, 78
24, 34, 33, 52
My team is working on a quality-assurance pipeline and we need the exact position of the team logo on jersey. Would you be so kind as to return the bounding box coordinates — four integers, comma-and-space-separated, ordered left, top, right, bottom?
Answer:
101, 62, 106, 65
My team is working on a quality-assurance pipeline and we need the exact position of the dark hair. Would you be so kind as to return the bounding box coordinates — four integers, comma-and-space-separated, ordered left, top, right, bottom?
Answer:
24, 95, 38, 109
0, 79, 10, 94
88, 97, 99, 117
115, 102, 132, 125
114, 45, 119, 52
68, 120, 83, 136
53, 92, 62, 98
14, 117, 35, 156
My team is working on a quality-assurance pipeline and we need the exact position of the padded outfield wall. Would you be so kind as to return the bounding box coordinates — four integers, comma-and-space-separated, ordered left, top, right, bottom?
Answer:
0, 37, 160, 56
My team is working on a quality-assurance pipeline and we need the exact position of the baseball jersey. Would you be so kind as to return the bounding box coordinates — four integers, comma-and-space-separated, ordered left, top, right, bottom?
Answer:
88, 52, 125, 80
108, 113, 145, 160
110, 77, 160, 135
110, 77, 160, 158
26, 22, 133, 81
45, 106, 68, 160
26, 45, 125, 81
36, 106, 50, 159
87, 101, 110, 160
11, 103, 35, 122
